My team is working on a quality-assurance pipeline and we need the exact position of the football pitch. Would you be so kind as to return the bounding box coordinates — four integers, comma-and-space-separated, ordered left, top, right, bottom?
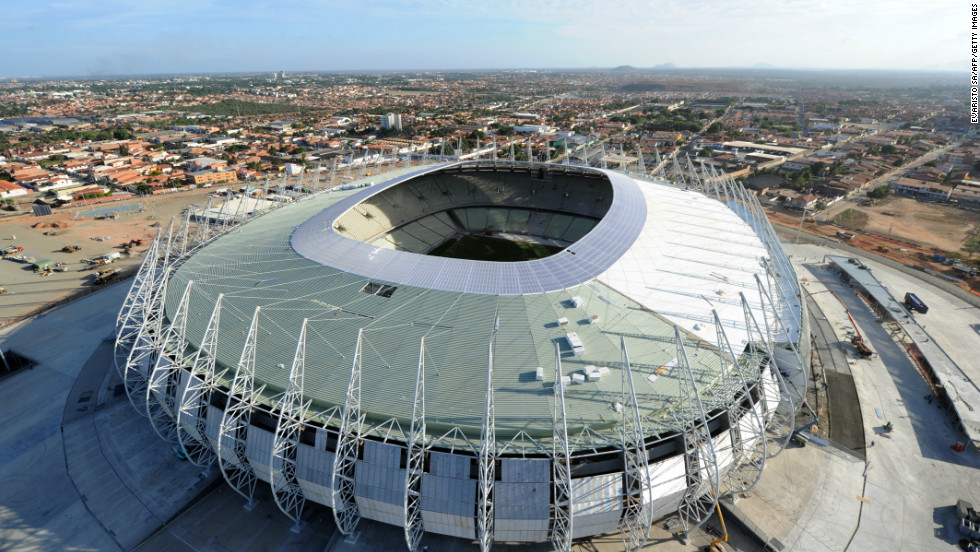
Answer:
428, 235, 564, 262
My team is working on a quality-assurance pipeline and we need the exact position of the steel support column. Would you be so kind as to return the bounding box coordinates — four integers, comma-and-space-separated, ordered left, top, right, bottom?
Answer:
272, 319, 311, 528
712, 311, 767, 495
477, 343, 496, 551
146, 279, 194, 443
550, 344, 573, 552
740, 292, 796, 458
176, 294, 226, 467
618, 337, 651, 550
218, 307, 265, 506
673, 326, 720, 535
404, 338, 426, 551
332, 329, 363, 535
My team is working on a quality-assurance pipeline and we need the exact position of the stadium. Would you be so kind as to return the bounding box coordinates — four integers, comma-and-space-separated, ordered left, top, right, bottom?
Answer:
114, 159, 809, 551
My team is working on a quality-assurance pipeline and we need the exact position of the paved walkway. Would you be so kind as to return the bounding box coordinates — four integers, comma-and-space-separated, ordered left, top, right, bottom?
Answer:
0, 282, 213, 551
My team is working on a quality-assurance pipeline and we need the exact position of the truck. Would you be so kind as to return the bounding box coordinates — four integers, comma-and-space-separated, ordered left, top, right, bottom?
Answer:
62, 244, 81, 253
96, 252, 122, 265
905, 292, 928, 314
953, 264, 979, 278
32, 259, 54, 272
836, 231, 855, 241
0, 245, 24, 256
932, 254, 947, 263
93, 268, 121, 285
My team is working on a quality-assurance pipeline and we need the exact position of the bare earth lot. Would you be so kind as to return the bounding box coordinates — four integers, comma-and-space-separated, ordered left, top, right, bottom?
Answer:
0, 188, 216, 324
825, 195, 979, 253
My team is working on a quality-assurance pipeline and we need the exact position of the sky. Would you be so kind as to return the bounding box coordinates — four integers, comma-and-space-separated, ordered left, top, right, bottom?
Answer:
0, 0, 965, 78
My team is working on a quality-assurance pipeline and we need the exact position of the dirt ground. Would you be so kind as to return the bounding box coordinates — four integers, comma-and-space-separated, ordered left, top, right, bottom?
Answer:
765, 199, 980, 295
0, 187, 217, 325
823, 195, 979, 253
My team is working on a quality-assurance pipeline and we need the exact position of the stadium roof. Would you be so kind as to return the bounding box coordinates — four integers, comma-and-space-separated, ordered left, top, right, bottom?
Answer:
165, 163, 797, 445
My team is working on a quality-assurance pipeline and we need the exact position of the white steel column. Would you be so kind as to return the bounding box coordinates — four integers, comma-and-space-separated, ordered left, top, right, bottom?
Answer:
122, 249, 171, 416
740, 292, 796, 458
477, 342, 496, 551
550, 343, 573, 552
146, 279, 194, 443
176, 294, 226, 467
673, 326, 720, 536
218, 307, 265, 506
272, 319, 311, 529
713, 310, 767, 495
332, 329, 364, 535
114, 230, 162, 372
618, 337, 651, 550
404, 338, 426, 551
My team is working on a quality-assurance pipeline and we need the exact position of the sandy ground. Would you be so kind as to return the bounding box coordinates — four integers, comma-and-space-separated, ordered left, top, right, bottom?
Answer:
0, 187, 216, 324
823, 195, 979, 253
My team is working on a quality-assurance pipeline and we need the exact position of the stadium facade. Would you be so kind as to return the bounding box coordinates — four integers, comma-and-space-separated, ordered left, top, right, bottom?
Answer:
115, 159, 809, 551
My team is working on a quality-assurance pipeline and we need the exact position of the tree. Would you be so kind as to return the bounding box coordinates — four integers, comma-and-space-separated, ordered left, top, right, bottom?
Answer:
706, 122, 723, 134
881, 144, 898, 155
135, 183, 152, 195
866, 185, 890, 199
698, 147, 714, 157
118, 145, 129, 156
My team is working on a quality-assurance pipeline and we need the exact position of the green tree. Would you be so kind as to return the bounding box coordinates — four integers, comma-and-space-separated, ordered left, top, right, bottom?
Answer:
118, 145, 129, 156
135, 183, 152, 195
866, 185, 890, 199
698, 147, 714, 157
881, 144, 898, 155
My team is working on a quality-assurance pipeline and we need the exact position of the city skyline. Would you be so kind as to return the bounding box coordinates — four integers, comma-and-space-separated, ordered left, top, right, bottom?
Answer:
3, 0, 964, 78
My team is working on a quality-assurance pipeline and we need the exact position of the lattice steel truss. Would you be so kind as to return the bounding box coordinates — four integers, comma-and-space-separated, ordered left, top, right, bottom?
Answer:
332, 329, 363, 535
672, 326, 720, 535
740, 291, 796, 459
618, 337, 652, 550
122, 225, 173, 416
146, 279, 194, 443
218, 307, 265, 506
550, 344, 573, 552
477, 343, 496, 551
176, 294, 226, 467
712, 310, 767, 495
114, 229, 162, 374
403, 338, 426, 551
272, 319, 311, 528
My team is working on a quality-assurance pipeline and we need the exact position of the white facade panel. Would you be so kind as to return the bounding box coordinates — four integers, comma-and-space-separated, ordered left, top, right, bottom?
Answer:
245, 426, 274, 483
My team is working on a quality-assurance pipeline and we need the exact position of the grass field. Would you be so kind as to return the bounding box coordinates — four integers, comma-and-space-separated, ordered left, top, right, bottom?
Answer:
428, 235, 563, 262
